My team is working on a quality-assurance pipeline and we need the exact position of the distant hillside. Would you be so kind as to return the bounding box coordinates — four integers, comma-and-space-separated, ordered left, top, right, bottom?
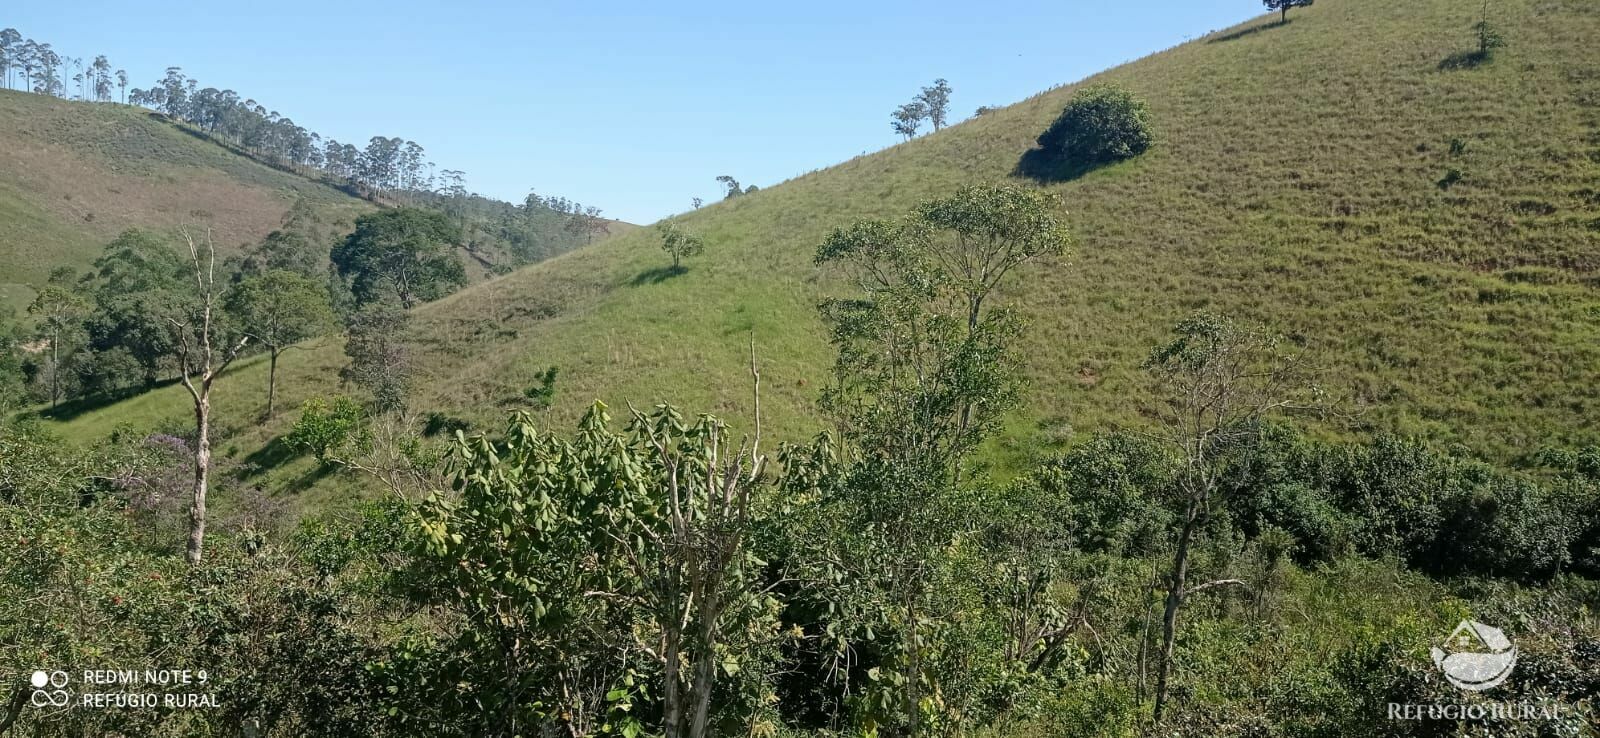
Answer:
0, 89, 371, 312
44, 0, 1600, 498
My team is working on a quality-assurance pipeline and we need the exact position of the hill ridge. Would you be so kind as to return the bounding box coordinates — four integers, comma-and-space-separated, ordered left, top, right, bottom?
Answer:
39, 0, 1600, 500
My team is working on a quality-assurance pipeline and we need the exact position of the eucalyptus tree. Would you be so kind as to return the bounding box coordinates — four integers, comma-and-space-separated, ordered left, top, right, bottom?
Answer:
0, 28, 20, 90
27, 281, 90, 408
917, 78, 953, 130
890, 100, 926, 139
91, 55, 112, 101
115, 68, 127, 102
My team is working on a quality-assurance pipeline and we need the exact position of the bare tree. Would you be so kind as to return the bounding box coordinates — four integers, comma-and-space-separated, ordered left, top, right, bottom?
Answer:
169, 227, 251, 565
1143, 313, 1312, 723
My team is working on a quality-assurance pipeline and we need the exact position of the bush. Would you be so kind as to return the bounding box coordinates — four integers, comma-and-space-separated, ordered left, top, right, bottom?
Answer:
1036, 85, 1154, 171
286, 396, 367, 465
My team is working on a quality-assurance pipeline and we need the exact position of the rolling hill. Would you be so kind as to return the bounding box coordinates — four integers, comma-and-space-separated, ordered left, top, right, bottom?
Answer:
0, 88, 373, 313
38, 0, 1600, 505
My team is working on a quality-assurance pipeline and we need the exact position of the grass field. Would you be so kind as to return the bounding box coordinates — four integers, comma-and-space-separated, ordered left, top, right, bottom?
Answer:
36, 0, 1600, 507
0, 89, 371, 313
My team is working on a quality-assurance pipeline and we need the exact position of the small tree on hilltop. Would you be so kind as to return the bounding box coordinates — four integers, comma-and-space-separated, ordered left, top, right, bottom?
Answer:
656, 220, 704, 271
1263, 0, 1313, 23
917, 78, 953, 131
1037, 84, 1154, 172
891, 100, 927, 140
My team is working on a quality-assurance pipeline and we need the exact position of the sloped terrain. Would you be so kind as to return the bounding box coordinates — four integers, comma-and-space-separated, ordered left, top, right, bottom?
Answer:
44, 0, 1600, 492
0, 89, 370, 312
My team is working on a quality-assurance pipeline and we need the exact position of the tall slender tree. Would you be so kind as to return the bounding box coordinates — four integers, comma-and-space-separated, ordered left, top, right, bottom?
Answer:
168, 227, 251, 565
26, 283, 89, 409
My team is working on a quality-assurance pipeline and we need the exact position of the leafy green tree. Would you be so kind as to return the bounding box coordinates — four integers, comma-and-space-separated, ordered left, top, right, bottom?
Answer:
410, 401, 783, 738
810, 184, 1069, 732
1263, 0, 1313, 23
287, 396, 368, 465
1036, 84, 1154, 172
0, 314, 27, 412
331, 208, 465, 308
84, 228, 189, 388
235, 229, 324, 281
26, 281, 89, 408
226, 269, 336, 418
891, 100, 927, 140
657, 220, 705, 270
917, 78, 953, 131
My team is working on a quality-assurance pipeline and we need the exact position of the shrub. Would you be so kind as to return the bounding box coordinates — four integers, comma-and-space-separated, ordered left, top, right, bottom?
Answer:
1036, 85, 1154, 171
286, 396, 367, 465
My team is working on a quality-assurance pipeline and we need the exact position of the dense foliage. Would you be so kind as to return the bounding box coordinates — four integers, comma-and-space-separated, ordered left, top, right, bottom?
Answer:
1033, 85, 1154, 175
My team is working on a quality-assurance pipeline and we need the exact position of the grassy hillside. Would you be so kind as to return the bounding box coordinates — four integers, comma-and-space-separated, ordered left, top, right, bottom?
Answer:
0, 89, 371, 312
43, 0, 1600, 498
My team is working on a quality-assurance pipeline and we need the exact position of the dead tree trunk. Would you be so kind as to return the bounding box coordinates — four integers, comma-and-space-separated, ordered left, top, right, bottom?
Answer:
173, 227, 249, 565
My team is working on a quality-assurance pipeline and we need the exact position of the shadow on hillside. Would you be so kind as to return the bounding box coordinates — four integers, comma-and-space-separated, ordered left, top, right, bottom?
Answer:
1206, 19, 1289, 44
1438, 50, 1491, 70
1013, 148, 1100, 184
239, 434, 299, 478
631, 265, 688, 286
35, 378, 184, 422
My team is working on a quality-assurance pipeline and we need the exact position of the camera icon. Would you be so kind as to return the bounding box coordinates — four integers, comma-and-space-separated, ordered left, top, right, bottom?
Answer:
29, 670, 71, 707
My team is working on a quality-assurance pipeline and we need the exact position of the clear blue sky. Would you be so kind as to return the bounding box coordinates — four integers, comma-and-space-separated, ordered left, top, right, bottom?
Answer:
8, 1, 1260, 224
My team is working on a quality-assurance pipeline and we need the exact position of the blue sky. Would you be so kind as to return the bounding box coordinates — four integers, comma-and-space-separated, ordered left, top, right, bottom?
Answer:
7, 1, 1260, 224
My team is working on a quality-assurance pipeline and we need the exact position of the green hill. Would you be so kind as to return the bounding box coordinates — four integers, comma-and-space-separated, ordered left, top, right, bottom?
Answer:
41, 0, 1600, 497
0, 89, 372, 312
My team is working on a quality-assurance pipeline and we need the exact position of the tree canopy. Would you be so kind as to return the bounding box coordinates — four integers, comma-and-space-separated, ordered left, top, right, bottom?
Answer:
331, 208, 465, 309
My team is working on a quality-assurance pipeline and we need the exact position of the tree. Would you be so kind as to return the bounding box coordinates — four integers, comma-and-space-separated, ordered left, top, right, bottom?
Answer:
331, 208, 465, 308
0, 29, 21, 91
811, 184, 1069, 731
564, 205, 608, 244
413, 396, 779, 738
917, 78, 953, 131
341, 298, 410, 413
226, 270, 335, 418
168, 228, 252, 565
890, 100, 927, 140
691, 197, 703, 210
90, 55, 111, 101
26, 282, 89, 409
1473, 0, 1505, 58
1141, 312, 1312, 723
1263, 0, 1313, 23
715, 175, 745, 199
115, 68, 127, 102
84, 229, 190, 388
656, 220, 705, 270
235, 228, 323, 281
1035, 84, 1154, 172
